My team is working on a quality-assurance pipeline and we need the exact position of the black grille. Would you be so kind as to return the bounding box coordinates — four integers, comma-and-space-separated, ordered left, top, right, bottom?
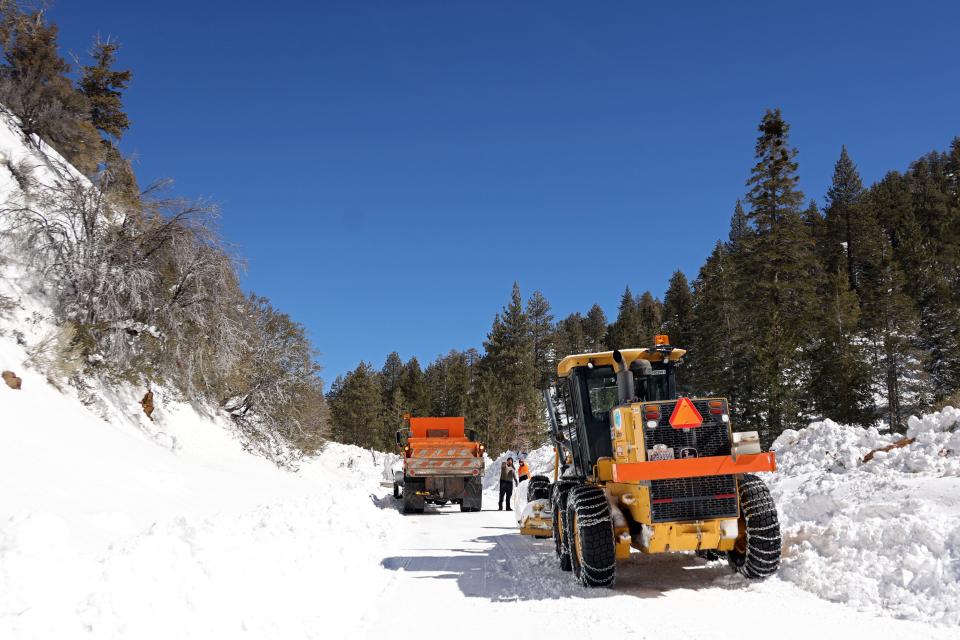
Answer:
645, 399, 738, 523
650, 475, 738, 522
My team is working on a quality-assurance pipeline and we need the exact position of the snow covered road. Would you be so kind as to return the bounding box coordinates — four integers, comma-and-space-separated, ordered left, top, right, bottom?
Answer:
356, 490, 952, 640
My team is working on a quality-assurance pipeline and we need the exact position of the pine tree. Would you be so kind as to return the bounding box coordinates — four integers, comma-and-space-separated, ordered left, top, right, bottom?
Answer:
440, 350, 474, 418
328, 362, 384, 448
582, 304, 608, 352
555, 312, 587, 361
903, 154, 960, 401
689, 242, 749, 413
380, 352, 408, 446
824, 146, 866, 292
803, 200, 826, 249
606, 286, 642, 349
859, 175, 929, 428
662, 271, 694, 349
526, 290, 555, 390
740, 108, 819, 442
728, 200, 750, 246
637, 291, 663, 345
472, 283, 540, 453
807, 264, 873, 425
382, 384, 408, 449
381, 352, 404, 397
400, 357, 430, 417
0, 9, 100, 171
78, 37, 131, 140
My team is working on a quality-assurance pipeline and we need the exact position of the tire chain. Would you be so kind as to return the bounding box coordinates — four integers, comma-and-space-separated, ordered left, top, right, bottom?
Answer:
552, 480, 579, 571
527, 475, 551, 502
730, 474, 781, 578
567, 485, 616, 587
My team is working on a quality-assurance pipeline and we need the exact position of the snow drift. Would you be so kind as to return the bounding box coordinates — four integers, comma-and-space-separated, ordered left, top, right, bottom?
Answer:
770, 413, 960, 626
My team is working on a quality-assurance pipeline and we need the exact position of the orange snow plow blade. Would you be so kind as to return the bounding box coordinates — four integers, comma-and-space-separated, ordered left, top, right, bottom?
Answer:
611, 452, 776, 482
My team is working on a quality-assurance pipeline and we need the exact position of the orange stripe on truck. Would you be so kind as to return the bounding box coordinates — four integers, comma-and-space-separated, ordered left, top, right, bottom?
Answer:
611, 452, 776, 482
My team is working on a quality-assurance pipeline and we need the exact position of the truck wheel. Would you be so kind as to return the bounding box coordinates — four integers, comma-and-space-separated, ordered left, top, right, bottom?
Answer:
527, 475, 551, 501
566, 485, 616, 587
460, 476, 482, 512
403, 478, 426, 514
727, 474, 781, 579
552, 480, 578, 572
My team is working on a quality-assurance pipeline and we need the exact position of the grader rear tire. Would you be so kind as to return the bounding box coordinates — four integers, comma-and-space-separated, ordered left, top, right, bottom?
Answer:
566, 485, 616, 587
552, 479, 578, 572
727, 474, 781, 579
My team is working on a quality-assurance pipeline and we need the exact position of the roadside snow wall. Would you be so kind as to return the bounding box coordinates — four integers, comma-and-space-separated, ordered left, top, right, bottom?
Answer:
770, 411, 960, 626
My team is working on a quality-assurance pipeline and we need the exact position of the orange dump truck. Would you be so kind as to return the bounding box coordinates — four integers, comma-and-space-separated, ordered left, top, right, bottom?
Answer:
393, 416, 485, 513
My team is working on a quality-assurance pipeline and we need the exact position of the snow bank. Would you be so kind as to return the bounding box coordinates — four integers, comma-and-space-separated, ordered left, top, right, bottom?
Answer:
483, 443, 555, 490
0, 368, 402, 639
771, 413, 960, 626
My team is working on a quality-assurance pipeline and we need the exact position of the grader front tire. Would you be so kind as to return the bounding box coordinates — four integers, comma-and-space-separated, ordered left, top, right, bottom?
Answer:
727, 474, 781, 579
566, 485, 616, 588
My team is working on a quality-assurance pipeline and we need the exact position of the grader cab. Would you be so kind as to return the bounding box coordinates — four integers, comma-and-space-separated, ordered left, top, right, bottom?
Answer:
546, 336, 781, 587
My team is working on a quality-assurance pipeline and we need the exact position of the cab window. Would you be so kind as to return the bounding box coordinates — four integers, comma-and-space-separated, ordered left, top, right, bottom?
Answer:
585, 366, 618, 421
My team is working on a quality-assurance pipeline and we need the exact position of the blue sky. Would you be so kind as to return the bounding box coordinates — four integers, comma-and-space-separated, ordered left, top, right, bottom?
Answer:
49, 1, 960, 380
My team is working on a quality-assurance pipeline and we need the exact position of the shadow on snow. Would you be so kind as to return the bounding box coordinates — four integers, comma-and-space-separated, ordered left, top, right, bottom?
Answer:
381, 532, 745, 603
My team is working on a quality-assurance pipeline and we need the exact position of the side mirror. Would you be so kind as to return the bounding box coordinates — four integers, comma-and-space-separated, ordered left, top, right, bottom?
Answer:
395, 430, 402, 445
466, 429, 478, 442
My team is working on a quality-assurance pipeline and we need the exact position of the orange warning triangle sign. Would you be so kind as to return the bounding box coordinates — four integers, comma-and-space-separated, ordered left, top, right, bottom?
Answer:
669, 397, 703, 429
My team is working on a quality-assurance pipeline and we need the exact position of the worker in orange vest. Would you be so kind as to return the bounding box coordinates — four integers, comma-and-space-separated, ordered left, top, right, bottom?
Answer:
517, 458, 529, 483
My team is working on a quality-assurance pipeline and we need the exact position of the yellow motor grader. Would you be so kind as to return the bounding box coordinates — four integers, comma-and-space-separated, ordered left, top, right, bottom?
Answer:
542, 336, 781, 587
